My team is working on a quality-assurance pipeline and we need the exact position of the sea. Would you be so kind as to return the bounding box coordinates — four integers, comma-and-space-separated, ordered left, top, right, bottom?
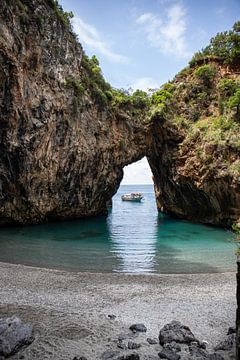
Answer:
0, 185, 236, 274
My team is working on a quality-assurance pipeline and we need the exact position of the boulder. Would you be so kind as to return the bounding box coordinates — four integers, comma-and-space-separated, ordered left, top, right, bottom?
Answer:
0, 316, 34, 358
159, 321, 197, 346
158, 348, 181, 360
129, 324, 147, 333
227, 327, 236, 335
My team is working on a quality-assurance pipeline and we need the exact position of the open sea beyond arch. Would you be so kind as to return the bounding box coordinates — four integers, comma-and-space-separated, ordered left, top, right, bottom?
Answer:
0, 185, 236, 274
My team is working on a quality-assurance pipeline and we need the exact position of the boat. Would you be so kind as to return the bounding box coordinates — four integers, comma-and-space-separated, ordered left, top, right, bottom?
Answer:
121, 192, 143, 202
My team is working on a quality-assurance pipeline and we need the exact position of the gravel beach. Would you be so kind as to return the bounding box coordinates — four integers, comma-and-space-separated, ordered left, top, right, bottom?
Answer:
0, 262, 236, 359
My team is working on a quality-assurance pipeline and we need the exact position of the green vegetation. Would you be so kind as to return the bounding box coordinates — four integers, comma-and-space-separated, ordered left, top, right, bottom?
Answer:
194, 65, 216, 86
81, 54, 111, 107
190, 21, 240, 66
66, 78, 85, 96
47, 0, 74, 28
183, 116, 240, 149
218, 78, 238, 97
228, 88, 240, 119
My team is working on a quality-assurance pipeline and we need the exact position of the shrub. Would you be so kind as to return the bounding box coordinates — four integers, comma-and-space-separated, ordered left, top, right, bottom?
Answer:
65, 77, 85, 96
218, 78, 237, 97
151, 89, 172, 106
131, 90, 150, 108
194, 65, 216, 86
47, 0, 73, 29
228, 89, 240, 119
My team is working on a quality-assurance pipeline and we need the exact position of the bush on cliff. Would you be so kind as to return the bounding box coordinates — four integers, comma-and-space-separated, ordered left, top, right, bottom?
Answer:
194, 65, 216, 87
190, 21, 240, 66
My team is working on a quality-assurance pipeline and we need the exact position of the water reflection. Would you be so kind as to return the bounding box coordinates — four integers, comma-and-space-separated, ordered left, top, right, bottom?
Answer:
0, 185, 235, 273
108, 186, 158, 273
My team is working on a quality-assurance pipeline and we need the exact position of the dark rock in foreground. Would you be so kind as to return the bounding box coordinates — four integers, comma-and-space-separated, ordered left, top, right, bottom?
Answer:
227, 326, 236, 335
129, 324, 147, 333
128, 341, 141, 349
214, 333, 236, 351
0, 316, 34, 358
158, 348, 181, 360
147, 338, 158, 345
159, 321, 197, 345
117, 354, 140, 360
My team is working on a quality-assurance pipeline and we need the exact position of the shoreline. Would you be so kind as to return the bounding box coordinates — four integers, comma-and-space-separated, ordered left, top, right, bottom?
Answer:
0, 262, 236, 359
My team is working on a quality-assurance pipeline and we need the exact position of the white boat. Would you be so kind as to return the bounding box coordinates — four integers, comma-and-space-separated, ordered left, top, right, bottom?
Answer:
121, 192, 143, 202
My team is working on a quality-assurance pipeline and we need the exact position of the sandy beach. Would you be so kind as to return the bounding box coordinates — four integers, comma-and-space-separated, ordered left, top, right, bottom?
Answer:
0, 262, 236, 359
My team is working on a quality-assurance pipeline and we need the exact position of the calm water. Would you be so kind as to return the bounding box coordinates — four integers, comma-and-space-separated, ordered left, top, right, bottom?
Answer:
0, 185, 236, 274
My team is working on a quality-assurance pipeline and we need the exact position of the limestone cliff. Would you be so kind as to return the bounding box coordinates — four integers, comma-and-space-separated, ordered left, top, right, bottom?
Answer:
0, 0, 239, 227
148, 61, 240, 226
0, 0, 148, 225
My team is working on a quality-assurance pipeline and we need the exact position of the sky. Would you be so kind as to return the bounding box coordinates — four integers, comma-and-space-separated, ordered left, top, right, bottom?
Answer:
59, 0, 240, 184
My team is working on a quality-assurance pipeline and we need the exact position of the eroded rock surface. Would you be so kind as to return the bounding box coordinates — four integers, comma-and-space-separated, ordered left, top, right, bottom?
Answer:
0, 0, 239, 227
0, 0, 149, 226
0, 316, 34, 358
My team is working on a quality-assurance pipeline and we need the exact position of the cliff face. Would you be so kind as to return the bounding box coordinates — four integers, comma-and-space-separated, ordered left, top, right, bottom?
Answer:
148, 62, 240, 226
0, 0, 239, 227
0, 0, 148, 225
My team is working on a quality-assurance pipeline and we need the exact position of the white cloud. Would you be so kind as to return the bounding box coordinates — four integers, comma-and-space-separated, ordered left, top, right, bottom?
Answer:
131, 77, 159, 91
136, 4, 190, 59
122, 157, 153, 185
72, 17, 129, 63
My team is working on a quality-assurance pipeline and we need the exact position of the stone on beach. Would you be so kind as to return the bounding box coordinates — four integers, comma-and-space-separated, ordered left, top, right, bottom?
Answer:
158, 348, 181, 360
159, 321, 197, 345
0, 316, 34, 358
129, 324, 147, 333
147, 338, 158, 345
128, 341, 141, 349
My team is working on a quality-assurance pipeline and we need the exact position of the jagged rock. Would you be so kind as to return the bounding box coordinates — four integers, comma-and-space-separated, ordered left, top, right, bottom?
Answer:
188, 342, 209, 358
163, 342, 181, 352
227, 327, 236, 335
128, 341, 141, 349
0, 316, 34, 358
158, 348, 181, 360
214, 334, 236, 351
159, 321, 197, 345
147, 338, 158, 345
0, 0, 239, 227
129, 324, 147, 333
0, 0, 148, 226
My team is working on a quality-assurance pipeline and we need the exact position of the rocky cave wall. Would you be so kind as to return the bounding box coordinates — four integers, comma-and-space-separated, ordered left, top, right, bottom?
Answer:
0, 0, 149, 225
0, 0, 240, 227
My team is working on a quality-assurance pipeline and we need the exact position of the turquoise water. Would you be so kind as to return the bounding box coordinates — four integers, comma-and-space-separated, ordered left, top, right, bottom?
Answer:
0, 185, 236, 274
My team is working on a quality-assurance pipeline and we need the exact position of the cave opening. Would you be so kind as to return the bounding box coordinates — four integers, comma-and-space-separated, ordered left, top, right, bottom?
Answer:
121, 156, 153, 186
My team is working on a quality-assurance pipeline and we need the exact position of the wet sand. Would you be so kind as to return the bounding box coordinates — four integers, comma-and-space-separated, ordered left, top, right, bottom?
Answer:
0, 262, 236, 359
